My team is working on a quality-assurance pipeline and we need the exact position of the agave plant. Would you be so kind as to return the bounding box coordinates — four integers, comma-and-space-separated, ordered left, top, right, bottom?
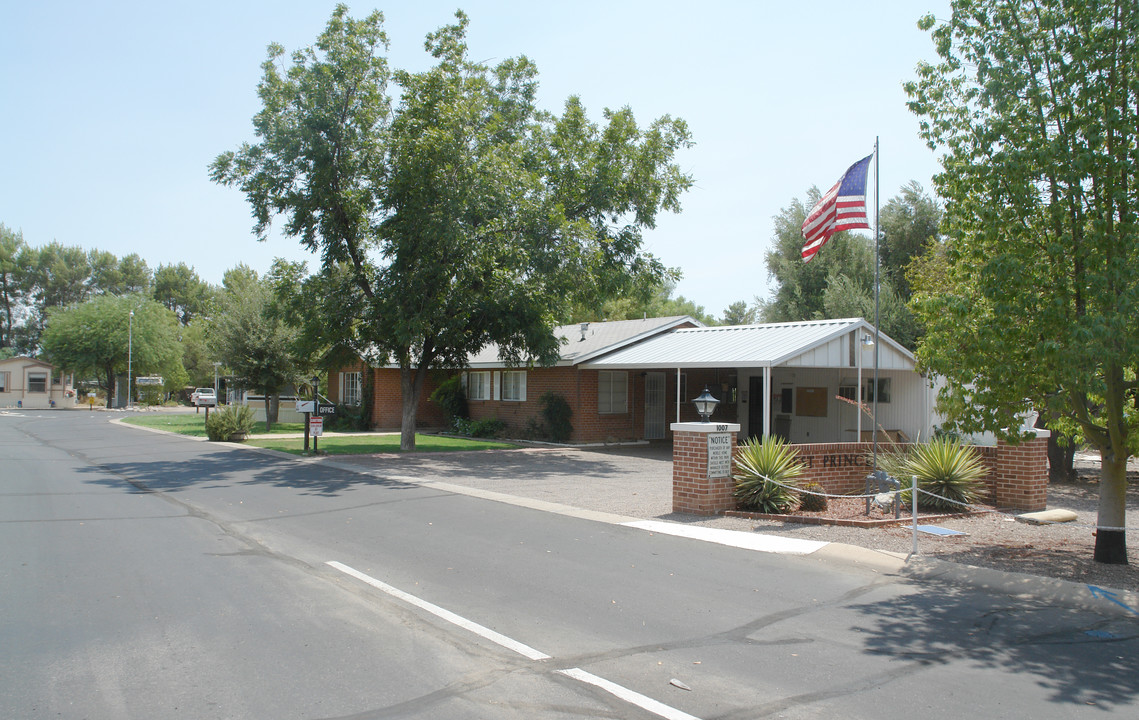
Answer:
895, 437, 988, 512
733, 436, 806, 513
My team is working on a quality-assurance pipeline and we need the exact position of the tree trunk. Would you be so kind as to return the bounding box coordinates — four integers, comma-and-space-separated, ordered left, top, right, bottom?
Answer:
399, 364, 431, 452
1094, 447, 1129, 564
104, 365, 115, 409
263, 395, 272, 433
1036, 414, 1076, 481
269, 394, 280, 425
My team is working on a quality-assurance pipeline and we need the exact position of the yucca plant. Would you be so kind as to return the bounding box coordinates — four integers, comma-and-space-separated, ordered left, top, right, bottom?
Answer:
733, 436, 806, 513
894, 437, 988, 512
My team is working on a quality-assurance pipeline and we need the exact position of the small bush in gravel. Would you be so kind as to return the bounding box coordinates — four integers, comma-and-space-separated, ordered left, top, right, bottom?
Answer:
733, 436, 805, 514
799, 482, 828, 512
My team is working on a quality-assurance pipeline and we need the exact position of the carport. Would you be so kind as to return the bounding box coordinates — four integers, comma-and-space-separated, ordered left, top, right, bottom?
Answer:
583, 317, 935, 444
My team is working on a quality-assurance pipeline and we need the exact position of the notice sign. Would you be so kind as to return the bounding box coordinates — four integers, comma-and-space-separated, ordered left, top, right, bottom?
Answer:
310, 416, 323, 437
707, 433, 732, 478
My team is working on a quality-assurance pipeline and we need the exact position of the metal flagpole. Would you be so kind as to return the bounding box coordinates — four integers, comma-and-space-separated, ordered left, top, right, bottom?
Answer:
872, 137, 881, 471
864, 138, 882, 516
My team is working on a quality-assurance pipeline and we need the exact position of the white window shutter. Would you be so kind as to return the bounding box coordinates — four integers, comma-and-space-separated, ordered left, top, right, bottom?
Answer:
493, 371, 501, 400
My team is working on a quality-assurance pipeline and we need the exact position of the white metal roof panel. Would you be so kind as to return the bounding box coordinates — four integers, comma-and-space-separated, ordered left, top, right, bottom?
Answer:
582, 318, 915, 370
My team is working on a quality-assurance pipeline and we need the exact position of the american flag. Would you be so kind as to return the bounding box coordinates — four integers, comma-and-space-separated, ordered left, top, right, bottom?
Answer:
800, 153, 873, 262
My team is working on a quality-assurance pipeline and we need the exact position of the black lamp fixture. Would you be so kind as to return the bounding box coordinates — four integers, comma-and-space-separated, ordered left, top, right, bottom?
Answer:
693, 386, 720, 423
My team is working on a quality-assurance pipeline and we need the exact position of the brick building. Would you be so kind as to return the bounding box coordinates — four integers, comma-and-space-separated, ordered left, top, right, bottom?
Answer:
328, 316, 948, 446
327, 316, 702, 443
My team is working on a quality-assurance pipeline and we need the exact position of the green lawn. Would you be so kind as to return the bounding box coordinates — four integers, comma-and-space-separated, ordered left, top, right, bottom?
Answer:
121, 414, 517, 454
122, 414, 307, 437
248, 434, 517, 455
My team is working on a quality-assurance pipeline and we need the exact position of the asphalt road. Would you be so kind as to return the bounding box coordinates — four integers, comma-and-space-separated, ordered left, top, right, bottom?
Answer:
2, 409, 1137, 719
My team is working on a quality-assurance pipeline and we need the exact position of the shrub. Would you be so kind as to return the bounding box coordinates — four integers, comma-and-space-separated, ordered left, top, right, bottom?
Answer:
539, 392, 573, 443
452, 417, 505, 438
733, 436, 806, 514
894, 437, 988, 512
328, 402, 371, 431
429, 375, 469, 424
205, 403, 256, 442
799, 482, 828, 512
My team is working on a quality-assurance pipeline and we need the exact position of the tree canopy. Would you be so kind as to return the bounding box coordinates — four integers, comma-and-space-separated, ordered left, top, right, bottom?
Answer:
906, 0, 1138, 563
153, 263, 213, 326
209, 265, 307, 431
211, 7, 694, 449
40, 294, 182, 407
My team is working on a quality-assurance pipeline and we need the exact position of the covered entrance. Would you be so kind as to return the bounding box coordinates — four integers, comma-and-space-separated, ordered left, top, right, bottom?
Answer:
584, 318, 932, 445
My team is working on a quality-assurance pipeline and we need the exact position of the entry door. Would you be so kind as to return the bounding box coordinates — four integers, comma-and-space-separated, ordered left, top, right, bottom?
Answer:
644, 372, 665, 440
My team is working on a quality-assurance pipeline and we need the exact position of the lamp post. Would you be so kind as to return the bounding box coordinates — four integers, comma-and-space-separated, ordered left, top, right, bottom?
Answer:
692, 386, 720, 423
126, 309, 134, 409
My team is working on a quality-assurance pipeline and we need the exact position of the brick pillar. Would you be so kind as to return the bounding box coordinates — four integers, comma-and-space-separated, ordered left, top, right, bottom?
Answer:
671, 422, 740, 515
991, 428, 1049, 511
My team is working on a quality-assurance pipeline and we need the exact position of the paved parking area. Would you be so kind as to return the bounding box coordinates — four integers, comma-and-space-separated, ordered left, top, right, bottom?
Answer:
326, 443, 678, 520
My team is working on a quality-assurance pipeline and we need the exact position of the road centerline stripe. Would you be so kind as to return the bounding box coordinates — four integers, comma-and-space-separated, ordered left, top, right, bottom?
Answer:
559, 668, 703, 720
326, 560, 551, 661
326, 561, 706, 720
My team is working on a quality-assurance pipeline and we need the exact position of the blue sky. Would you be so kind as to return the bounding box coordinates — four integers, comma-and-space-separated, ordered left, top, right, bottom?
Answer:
1, 1, 949, 318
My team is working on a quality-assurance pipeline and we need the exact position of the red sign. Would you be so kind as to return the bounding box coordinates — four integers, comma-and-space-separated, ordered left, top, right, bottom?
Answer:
310, 416, 323, 437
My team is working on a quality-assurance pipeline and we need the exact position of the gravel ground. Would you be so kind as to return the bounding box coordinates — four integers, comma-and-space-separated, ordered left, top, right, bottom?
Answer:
326, 444, 1139, 595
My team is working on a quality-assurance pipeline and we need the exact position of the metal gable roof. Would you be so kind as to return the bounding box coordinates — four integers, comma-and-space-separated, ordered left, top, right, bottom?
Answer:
581, 318, 915, 370
464, 315, 701, 368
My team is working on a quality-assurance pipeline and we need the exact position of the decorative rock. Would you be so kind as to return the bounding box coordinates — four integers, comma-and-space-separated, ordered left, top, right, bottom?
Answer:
1016, 508, 1078, 525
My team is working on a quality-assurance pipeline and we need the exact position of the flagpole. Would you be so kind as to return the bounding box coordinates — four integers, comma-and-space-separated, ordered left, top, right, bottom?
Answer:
872, 136, 881, 471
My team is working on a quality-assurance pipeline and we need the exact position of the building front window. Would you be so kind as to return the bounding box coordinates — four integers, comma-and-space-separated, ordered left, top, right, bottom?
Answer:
0, 372, 8, 393
501, 371, 526, 402
339, 372, 362, 406
28, 373, 47, 393
465, 371, 491, 401
597, 371, 627, 414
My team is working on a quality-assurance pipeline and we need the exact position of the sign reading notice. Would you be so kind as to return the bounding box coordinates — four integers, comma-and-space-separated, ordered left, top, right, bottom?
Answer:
707, 433, 732, 478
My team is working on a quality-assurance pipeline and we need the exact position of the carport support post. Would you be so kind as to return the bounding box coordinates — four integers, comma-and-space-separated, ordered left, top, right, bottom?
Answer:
671, 422, 741, 515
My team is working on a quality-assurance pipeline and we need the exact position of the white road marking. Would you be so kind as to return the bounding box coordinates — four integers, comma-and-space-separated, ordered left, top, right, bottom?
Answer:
326, 561, 706, 720
559, 668, 703, 720
622, 520, 828, 555
326, 560, 550, 661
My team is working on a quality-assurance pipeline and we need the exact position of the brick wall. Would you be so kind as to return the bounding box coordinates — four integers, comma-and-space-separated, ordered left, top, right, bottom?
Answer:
364, 368, 447, 431
672, 427, 739, 515
991, 435, 1048, 511
751, 439, 1043, 511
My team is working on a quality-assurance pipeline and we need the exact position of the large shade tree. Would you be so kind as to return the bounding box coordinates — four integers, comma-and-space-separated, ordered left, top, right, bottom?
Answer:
209, 265, 307, 432
40, 294, 182, 408
211, 7, 693, 450
906, 0, 1138, 563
